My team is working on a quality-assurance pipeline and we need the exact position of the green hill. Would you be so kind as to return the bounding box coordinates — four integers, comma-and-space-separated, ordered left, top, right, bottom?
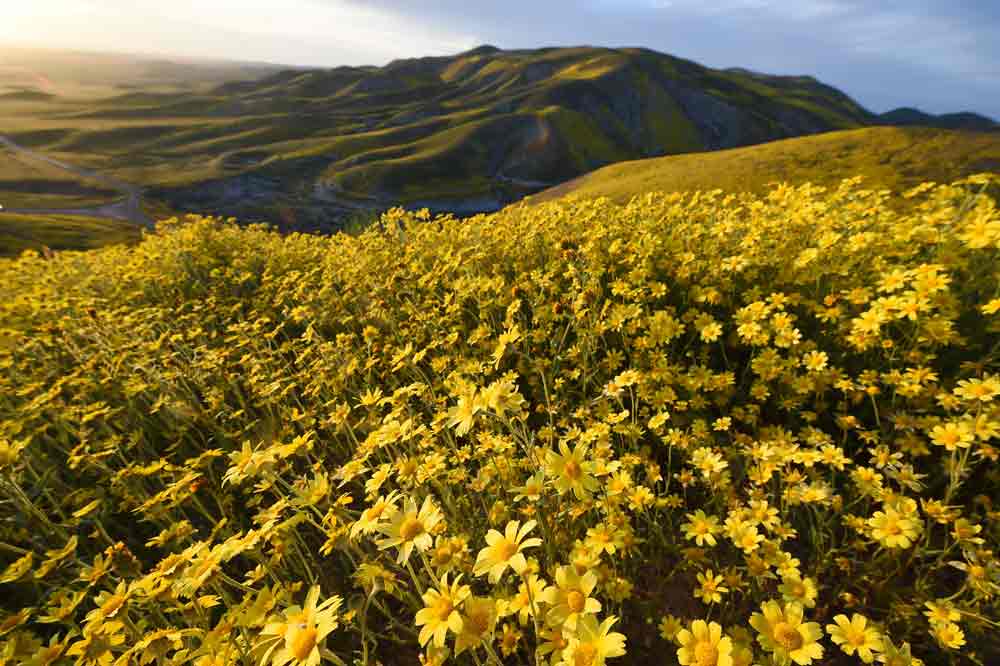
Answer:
0, 212, 141, 256
530, 126, 1000, 204
0, 45, 883, 231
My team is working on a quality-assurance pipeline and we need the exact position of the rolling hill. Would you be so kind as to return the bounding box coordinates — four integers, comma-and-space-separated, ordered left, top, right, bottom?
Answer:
1, 45, 996, 238
0, 212, 141, 257
529, 126, 1000, 205
0, 45, 884, 231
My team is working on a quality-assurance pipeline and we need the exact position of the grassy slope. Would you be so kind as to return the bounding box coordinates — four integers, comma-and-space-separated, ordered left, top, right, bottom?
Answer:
531, 127, 1000, 204
0, 45, 877, 220
0, 144, 119, 208
0, 212, 141, 256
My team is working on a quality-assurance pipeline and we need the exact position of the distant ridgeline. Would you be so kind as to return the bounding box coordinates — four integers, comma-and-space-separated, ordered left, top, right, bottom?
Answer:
131, 46, 998, 230
3, 45, 995, 233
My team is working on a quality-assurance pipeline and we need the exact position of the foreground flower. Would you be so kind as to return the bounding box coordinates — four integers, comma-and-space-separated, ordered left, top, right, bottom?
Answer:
544, 565, 602, 630
676, 620, 733, 666
749, 601, 823, 665
415, 574, 470, 648
778, 574, 818, 609
826, 614, 883, 663
560, 615, 626, 666
377, 495, 443, 564
931, 622, 965, 650
868, 507, 921, 549
694, 569, 728, 605
453, 596, 498, 657
682, 510, 723, 547
66, 621, 126, 666
474, 519, 541, 583
500, 573, 552, 626
257, 585, 342, 666
349, 490, 401, 540
545, 441, 599, 500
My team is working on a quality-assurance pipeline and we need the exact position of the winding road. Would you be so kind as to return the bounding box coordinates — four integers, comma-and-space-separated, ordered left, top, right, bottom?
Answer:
0, 135, 155, 229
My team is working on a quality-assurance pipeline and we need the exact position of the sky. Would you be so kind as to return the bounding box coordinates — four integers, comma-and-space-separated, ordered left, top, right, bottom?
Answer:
2, 0, 998, 119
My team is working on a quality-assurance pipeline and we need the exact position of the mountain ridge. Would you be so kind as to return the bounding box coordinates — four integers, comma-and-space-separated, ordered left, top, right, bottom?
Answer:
1, 44, 994, 231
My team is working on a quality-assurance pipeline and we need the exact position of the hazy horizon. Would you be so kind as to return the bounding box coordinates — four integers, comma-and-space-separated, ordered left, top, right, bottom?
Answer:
2, 1, 998, 120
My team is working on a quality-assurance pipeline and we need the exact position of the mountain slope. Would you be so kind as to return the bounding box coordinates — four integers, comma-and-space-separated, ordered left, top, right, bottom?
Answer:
529, 126, 1000, 204
1, 45, 878, 230
879, 107, 997, 131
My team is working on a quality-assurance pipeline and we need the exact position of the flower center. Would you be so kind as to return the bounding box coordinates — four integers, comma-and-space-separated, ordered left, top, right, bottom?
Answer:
290, 627, 318, 661
433, 545, 454, 566
400, 516, 425, 541
694, 641, 720, 666
882, 520, 902, 535
846, 629, 867, 647
773, 622, 804, 651
566, 590, 586, 613
497, 539, 519, 562
466, 608, 490, 635
100, 594, 125, 618
433, 596, 454, 621
564, 460, 582, 480
363, 505, 385, 522
573, 643, 597, 666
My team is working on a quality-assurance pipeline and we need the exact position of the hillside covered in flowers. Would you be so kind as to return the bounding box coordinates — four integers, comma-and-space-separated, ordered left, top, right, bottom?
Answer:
1, 175, 999, 666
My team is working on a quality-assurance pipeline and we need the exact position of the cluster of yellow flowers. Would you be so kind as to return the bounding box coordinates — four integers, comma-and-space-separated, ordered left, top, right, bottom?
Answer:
0, 174, 998, 666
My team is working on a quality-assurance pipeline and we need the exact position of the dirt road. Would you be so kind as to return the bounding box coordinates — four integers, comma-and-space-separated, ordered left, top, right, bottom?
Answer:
0, 135, 155, 229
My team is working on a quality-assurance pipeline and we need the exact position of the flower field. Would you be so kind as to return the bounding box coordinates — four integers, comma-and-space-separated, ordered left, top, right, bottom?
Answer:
1, 175, 999, 665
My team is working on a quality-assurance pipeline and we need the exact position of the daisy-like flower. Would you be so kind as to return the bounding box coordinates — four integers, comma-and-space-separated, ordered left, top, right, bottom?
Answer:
453, 596, 498, 657
130, 628, 187, 666
953, 376, 1000, 402
377, 495, 443, 564
694, 570, 728, 605
544, 565, 602, 630
826, 614, 883, 663
676, 620, 733, 666
415, 574, 470, 648
778, 573, 818, 609
349, 490, 401, 540
868, 507, 921, 549
66, 620, 127, 666
585, 523, 625, 556
84, 581, 130, 629
682, 510, 723, 547
257, 585, 342, 666
511, 472, 545, 503
446, 388, 481, 436
732, 525, 764, 554
499, 622, 523, 656
749, 600, 824, 665
922, 600, 960, 625
500, 573, 551, 626
560, 615, 627, 666
537, 625, 570, 666
545, 441, 600, 500
928, 421, 974, 451
25, 633, 71, 666
659, 615, 684, 642
473, 519, 541, 583
932, 622, 965, 650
